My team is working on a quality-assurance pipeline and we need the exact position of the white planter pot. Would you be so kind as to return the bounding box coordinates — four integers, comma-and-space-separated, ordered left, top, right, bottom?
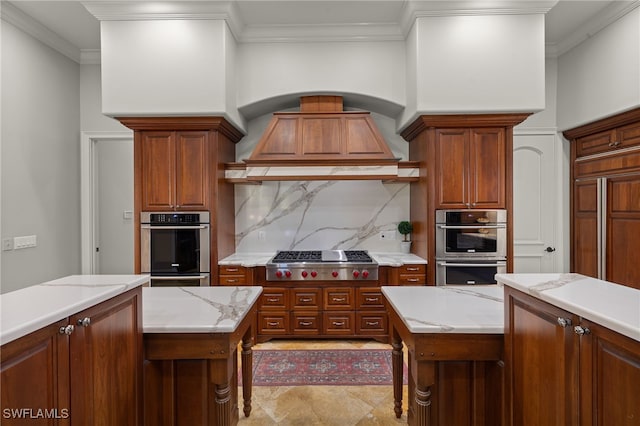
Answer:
400, 241, 412, 254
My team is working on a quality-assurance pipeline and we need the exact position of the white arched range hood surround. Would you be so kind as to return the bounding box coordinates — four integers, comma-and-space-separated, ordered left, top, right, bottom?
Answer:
226, 96, 418, 182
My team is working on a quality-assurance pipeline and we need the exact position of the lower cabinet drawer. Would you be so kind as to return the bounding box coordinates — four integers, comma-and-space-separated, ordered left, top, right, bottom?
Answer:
292, 288, 321, 310
356, 312, 388, 335
291, 312, 322, 335
398, 274, 426, 286
259, 312, 289, 335
219, 275, 246, 285
323, 312, 355, 335
260, 288, 289, 310
324, 288, 354, 310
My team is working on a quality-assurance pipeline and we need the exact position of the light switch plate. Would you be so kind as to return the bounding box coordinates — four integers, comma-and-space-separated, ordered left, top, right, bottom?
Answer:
14, 235, 37, 249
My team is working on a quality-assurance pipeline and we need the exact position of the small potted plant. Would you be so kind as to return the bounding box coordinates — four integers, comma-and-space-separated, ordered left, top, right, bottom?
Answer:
397, 221, 413, 253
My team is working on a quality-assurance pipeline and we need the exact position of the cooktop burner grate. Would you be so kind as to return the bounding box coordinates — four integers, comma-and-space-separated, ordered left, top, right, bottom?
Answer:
270, 250, 373, 263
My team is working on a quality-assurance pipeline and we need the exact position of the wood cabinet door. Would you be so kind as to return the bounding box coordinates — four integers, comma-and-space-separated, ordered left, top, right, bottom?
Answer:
175, 131, 209, 210
69, 289, 142, 426
1, 320, 70, 425
573, 179, 599, 278
469, 128, 505, 208
141, 131, 175, 211
579, 319, 640, 426
505, 288, 579, 426
606, 173, 640, 289
435, 128, 469, 208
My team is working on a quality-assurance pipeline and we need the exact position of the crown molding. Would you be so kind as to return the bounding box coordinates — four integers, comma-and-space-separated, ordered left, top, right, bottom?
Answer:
551, 0, 640, 58
1, 1, 81, 63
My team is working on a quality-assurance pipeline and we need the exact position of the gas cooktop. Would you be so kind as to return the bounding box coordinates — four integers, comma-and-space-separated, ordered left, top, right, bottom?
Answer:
266, 250, 378, 281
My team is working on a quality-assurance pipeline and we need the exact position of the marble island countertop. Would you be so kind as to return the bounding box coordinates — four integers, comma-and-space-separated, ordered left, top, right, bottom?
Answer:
143, 286, 263, 333
1, 274, 149, 345
218, 251, 427, 267
382, 285, 504, 334
497, 273, 640, 342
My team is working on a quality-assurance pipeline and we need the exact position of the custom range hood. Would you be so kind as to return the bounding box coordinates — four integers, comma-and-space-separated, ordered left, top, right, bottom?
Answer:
227, 96, 417, 182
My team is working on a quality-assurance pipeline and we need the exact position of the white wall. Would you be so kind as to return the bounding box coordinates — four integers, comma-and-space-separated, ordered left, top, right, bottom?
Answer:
557, 7, 640, 130
236, 40, 406, 117
1, 21, 81, 293
408, 14, 545, 123
80, 64, 129, 132
101, 20, 230, 121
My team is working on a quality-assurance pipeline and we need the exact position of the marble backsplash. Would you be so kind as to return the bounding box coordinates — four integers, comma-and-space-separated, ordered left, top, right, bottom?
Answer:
234, 180, 410, 253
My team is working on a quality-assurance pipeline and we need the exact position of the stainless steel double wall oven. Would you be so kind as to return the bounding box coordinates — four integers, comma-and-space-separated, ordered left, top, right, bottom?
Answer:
140, 212, 210, 286
435, 209, 507, 285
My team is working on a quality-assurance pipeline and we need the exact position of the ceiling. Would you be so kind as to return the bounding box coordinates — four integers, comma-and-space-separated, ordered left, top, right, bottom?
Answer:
3, 0, 637, 61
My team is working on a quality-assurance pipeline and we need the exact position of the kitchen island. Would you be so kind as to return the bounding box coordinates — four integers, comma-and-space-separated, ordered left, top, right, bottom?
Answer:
1, 275, 148, 425
142, 286, 263, 426
382, 285, 504, 426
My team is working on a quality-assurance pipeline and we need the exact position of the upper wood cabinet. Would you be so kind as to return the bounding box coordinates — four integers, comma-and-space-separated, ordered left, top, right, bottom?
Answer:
140, 130, 209, 211
435, 127, 506, 209
564, 108, 640, 289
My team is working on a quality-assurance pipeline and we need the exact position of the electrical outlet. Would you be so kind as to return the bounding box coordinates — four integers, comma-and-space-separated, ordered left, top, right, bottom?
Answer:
14, 235, 37, 250
2, 238, 13, 251
379, 231, 396, 240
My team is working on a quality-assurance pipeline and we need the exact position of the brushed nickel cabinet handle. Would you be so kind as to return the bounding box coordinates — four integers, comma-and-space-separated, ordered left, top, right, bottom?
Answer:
406, 267, 419, 272
365, 321, 380, 326
332, 321, 345, 327
226, 268, 239, 272
299, 297, 313, 302
299, 321, 313, 326
332, 297, 346, 302
266, 298, 280, 302
59, 325, 75, 335
557, 317, 572, 328
77, 317, 91, 327
267, 321, 280, 327
365, 297, 379, 302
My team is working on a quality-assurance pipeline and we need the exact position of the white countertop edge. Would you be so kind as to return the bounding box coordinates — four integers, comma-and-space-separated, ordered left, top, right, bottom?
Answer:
497, 274, 640, 342
142, 286, 263, 334
1, 275, 149, 345
381, 286, 503, 334
218, 252, 428, 267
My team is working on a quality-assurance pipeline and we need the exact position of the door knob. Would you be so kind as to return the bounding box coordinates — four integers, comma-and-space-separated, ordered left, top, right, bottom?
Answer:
545, 247, 556, 253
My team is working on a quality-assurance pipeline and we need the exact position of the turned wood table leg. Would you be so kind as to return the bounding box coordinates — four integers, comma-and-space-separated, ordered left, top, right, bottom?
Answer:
391, 329, 404, 419
241, 333, 253, 417
213, 382, 232, 426
414, 384, 432, 426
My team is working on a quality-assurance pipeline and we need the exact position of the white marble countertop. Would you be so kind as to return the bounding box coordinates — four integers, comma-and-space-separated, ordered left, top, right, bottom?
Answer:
218, 251, 427, 267
1, 274, 149, 345
382, 285, 504, 334
496, 273, 640, 342
143, 286, 263, 333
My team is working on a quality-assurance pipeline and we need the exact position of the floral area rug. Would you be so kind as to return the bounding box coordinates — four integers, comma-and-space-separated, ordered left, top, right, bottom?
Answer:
242, 349, 408, 386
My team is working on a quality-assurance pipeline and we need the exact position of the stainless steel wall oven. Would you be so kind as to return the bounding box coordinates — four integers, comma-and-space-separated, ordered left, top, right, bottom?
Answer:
435, 209, 507, 285
140, 212, 210, 287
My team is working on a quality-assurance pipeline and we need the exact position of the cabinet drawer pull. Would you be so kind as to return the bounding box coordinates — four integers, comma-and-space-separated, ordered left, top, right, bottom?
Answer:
226, 279, 238, 283
299, 321, 313, 326
266, 297, 280, 303
77, 317, 91, 327
267, 321, 280, 327
59, 325, 75, 335
365, 297, 380, 302
226, 268, 239, 272
299, 297, 313, 303
332, 321, 345, 327
406, 267, 419, 272
365, 321, 380, 326
608, 141, 621, 147
557, 317, 572, 328
332, 297, 346, 302
407, 278, 419, 282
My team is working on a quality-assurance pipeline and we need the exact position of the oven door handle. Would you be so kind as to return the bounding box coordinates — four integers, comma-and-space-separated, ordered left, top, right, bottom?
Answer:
437, 262, 505, 267
141, 225, 209, 230
437, 225, 506, 229
151, 275, 209, 280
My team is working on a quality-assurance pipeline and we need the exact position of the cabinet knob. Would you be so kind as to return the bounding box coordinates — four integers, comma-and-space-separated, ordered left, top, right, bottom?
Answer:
608, 141, 621, 148
59, 325, 75, 335
574, 325, 591, 336
77, 317, 91, 327
557, 317, 572, 328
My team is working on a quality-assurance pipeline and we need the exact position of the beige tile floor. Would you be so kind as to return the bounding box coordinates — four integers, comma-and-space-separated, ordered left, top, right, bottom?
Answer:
238, 340, 409, 425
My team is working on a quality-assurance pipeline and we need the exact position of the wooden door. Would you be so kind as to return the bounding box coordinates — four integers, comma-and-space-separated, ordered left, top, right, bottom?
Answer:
573, 179, 599, 278
504, 288, 579, 426
175, 131, 209, 210
579, 319, 640, 426
69, 288, 142, 426
606, 173, 640, 289
141, 131, 175, 211
1, 320, 70, 425
469, 128, 506, 208
436, 128, 469, 208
